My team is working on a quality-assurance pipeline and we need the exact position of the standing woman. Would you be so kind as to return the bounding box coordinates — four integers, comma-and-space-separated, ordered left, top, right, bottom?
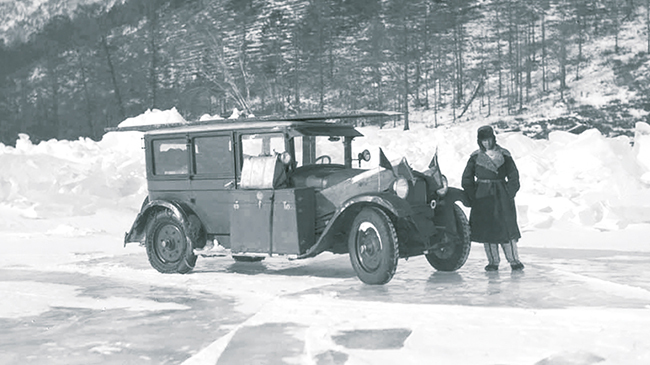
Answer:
462, 125, 524, 271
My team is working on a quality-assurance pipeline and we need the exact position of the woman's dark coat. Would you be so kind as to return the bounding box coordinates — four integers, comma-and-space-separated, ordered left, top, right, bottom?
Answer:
461, 145, 521, 244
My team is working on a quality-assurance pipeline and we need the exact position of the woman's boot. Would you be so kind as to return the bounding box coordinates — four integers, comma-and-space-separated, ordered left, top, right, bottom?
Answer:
483, 243, 500, 271
502, 240, 524, 271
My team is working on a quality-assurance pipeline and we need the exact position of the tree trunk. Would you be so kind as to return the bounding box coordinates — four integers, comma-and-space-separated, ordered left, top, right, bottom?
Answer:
78, 52, 95, 138
517, 27, 523, 111
454, 23, 464, 107
101, 35, 126, 121
558, 31, 566, 100
576, 7, 584, 80
506, 1, 514, 112
318, 0, 325, 112
542, 12, 547, 92
293, 31, 301, 113
526, 14, 535, 102
403, 22, 409, 131
241, 20, 251, 105
495, 1, 503, 99
46, 58, 60, 138
149, 3, 158, 109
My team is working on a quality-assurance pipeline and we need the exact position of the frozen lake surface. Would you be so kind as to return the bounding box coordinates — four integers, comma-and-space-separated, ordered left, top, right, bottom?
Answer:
1, 230, 649, 365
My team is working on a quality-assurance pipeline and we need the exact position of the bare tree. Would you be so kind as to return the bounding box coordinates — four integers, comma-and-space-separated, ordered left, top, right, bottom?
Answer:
101, 34, 126, 120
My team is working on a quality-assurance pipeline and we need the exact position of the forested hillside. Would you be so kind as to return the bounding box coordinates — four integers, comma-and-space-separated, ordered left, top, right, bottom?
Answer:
1, 0, 649, 145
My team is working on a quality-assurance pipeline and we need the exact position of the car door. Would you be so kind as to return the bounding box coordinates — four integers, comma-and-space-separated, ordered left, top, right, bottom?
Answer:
147, 134, 193, 203
229, 132, 287, 254
189, 132, 236, 243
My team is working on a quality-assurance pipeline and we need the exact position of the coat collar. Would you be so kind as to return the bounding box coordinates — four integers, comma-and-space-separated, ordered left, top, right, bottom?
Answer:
472, 145, 510, 174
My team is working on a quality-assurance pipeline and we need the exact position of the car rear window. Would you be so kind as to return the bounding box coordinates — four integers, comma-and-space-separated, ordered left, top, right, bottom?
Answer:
153, 139, 188, 175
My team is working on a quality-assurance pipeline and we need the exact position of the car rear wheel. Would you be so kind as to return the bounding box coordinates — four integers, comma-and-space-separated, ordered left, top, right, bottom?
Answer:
348, 207, 399, 285
146, 210, 197, 274
425, 204, 471, 271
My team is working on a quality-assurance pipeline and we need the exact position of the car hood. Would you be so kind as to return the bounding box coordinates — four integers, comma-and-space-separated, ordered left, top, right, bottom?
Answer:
291, 165, 368, 190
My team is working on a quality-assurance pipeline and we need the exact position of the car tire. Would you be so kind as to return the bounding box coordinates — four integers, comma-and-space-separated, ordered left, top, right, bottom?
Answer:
145, 209, 197, 274
348, 207, 399, 285
425, 204, 471, 271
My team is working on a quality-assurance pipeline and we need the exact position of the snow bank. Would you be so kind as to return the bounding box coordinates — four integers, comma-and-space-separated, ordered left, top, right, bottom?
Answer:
1, 109, 649, 236
0, 108, 191, 220
634, 122, 650, 184
348, 121, 650, 231
0, 130, 145, 220
117, 107, 186, 128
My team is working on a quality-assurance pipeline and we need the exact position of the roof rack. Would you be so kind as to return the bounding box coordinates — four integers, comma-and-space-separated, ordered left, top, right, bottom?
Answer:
104, 110, 402, 133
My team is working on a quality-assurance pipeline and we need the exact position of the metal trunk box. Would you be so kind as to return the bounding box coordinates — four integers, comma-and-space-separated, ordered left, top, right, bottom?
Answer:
230, 188, 315, 255
230, 190, 273, 254
272, 188, 315, 255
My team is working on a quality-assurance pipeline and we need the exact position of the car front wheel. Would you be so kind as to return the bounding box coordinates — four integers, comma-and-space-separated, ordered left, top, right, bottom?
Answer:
425, 204, 471, 271
348, 207, 399, 285
146, 210, 197, 274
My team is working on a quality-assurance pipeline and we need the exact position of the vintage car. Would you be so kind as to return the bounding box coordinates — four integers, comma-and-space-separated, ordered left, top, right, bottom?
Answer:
116, 113, 471, 284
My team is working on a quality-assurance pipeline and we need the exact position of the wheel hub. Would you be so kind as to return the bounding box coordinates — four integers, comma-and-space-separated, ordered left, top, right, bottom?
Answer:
430, 235, 456, 259
155, 225, 184, 263
356, 222, 382, 272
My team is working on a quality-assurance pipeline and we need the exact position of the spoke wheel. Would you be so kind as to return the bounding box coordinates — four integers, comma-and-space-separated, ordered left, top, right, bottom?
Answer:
348, 207, 398, 285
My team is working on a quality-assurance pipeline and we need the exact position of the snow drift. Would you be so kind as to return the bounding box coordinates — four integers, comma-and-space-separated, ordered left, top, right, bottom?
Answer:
0, 108, 649, 235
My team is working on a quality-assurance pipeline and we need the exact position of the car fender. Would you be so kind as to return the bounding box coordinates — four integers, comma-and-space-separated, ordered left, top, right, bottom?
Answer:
296, 192, 412, 259
124, 199, 192, 246
339, 193, 413, 218
445, 187, 470, 207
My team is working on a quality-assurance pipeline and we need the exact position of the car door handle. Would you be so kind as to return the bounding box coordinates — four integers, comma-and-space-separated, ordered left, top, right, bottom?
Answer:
224, 180, 235, 189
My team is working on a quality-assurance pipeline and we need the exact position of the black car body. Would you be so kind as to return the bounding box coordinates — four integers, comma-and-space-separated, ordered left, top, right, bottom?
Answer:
118, 114, 471, 284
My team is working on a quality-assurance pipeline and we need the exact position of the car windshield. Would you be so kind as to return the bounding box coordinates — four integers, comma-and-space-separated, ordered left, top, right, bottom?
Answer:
293, 135, 346, 167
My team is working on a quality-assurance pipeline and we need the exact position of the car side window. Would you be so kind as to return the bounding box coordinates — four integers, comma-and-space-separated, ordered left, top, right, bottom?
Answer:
194, 136, 234, 176
152, 139, 188, 175
241, 133, 286, 158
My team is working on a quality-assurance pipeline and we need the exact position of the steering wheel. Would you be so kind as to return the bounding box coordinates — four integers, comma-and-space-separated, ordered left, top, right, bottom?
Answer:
314, 155, 332, 164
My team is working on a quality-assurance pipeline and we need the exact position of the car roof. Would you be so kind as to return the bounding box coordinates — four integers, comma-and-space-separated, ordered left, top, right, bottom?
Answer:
105, 111, 401, 138
144, 119, 364, 137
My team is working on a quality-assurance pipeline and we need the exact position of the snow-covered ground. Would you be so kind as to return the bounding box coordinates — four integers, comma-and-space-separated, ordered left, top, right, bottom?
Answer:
1, 108, 649, 364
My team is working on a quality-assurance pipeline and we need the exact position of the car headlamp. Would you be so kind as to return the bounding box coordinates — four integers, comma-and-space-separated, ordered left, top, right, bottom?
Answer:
392, 177, 410, 199
436, 175, 448, 197
359, 149, 371, 162
280, 151, 292, 165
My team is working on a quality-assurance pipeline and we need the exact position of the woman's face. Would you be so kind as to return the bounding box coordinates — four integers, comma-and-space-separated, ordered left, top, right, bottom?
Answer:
481, 138, 495, 150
